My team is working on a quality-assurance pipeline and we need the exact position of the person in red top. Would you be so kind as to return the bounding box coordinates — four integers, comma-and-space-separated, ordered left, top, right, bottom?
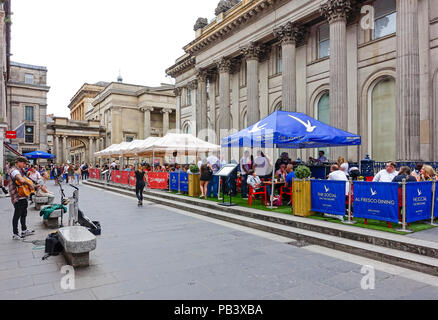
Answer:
8, 157, 35, 240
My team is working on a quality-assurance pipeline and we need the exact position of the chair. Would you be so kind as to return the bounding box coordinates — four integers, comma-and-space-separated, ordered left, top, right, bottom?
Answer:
248, 185, 267, 207
279, 185, 293, 206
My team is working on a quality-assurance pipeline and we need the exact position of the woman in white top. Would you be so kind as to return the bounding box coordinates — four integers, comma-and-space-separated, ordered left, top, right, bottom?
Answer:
337, 157, 349, 177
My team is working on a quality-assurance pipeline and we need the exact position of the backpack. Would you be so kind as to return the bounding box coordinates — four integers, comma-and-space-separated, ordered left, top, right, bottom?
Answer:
42, 233, 64, 260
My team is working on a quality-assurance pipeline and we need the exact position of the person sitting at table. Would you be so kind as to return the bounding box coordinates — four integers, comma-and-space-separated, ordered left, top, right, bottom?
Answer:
275, 163, 287, 181
392, 166, 417, 183
418, 165, 437, 182
373, 162, 398, 183
281, 164, 296, 204
275, 152, 290, 172
247, 170, 271, 200
328, 164, 349, 196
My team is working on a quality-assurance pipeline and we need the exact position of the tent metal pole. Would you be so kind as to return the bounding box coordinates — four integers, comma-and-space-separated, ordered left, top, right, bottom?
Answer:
428, 180, 438, 226
343, 178, 357, 225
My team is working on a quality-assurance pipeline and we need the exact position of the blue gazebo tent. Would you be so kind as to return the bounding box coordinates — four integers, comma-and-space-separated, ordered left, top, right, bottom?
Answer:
222, 111, 361, 149
23, 151, 56, 160
222, 110, 361, 207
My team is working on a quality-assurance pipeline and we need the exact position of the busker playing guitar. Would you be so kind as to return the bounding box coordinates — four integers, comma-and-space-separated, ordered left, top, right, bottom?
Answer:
8, 157, 35, 240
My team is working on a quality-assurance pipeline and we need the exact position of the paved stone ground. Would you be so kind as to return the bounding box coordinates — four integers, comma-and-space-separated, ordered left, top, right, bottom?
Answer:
408, 226, 438, 243
1, 180, 438, 300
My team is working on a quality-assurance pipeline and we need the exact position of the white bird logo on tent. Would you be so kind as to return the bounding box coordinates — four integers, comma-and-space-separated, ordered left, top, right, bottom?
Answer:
417, 189, 422, 196
324, 185, 330, 193
249, 121, 267, 133
288, 115, 317, 133
370, 188, 377, 196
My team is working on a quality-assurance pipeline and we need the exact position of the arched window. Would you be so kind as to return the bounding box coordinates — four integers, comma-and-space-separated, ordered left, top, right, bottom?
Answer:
373, 0, 396, 39
316, 92, 330, 157
183, 123, 191, 134
241, 110, 248, 129
370, 77, 396, 161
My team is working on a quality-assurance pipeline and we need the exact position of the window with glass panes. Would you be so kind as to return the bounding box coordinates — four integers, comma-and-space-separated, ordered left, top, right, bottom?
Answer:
25, 106, 34, 121
319, 23, 330, 59
24, 73, 34, 85
25, 126, 34, 143
373, 0, 396, 40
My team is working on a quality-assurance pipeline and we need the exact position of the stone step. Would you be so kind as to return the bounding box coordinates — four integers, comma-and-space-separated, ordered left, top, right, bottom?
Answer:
85, 180, 438, 259
84, 180, 438, 276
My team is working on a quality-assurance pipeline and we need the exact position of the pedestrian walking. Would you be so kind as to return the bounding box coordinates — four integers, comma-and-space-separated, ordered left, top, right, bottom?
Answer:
135, 164, 146, 206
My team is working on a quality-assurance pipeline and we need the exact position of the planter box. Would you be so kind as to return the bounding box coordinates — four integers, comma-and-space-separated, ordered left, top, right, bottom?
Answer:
292, 179, 313, 217
188, 174, 201, 197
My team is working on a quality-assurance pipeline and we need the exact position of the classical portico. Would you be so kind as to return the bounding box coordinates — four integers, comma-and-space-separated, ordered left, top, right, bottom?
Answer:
47, 117, 104, 164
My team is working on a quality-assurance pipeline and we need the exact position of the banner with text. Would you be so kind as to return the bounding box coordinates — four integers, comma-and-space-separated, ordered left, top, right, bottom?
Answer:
121, 171, 129, 185
406, 181, 433, 223
170, 172, 179, 191
311, 180, 347, 216
147, 172, 168, 189
129, 172, 136, 186
114, 171, 122, 184
353, 182, 399, 223
180, 172, 188, 192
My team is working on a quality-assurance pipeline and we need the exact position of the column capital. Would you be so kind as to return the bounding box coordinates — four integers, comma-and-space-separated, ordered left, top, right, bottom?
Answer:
319, 0, 352, 23
140, 106, 154, 113
216, 57, 232, 73
274, 22, 305, 45
173, 87, 182, 97
241, 42, 263, 60
161, 108, 173, 114
195, 69, 208, 82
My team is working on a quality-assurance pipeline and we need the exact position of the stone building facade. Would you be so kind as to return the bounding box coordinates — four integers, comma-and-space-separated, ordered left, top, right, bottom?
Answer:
7, 61, 50, 155
52, 80, 176, 164
0, 0, 11, 168
88, 81, 176, 147
166, 0, 438, 163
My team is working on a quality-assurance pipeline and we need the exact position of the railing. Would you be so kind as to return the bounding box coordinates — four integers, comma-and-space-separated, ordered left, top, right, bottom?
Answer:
373, 162, 438, 174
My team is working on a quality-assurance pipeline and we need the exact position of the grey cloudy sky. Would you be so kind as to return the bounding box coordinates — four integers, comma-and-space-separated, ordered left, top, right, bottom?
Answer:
11, 0, 217, 117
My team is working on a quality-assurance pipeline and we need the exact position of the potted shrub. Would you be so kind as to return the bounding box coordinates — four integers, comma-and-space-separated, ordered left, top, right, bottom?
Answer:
188, 164, 201, 197
292, 165, 313, 217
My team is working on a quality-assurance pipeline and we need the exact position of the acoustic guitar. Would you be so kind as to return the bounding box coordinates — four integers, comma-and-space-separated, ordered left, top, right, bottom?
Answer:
15, 177, 35, 198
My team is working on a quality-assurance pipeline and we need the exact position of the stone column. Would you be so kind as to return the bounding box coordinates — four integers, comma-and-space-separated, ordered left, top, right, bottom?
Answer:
196, 69, 208, 139
53, 135, 59, 163
89, 137, 95, 165
173, 88, 182, 132
188, 79, 198, 135
274, 22, 304, 113
207, 72, 217, 143
141, 106, 154, 138
396, 0, 420, 161
241, 42, 261, 127
217, 57, 232, 162
161, 108, 172, 136
320, 0, 351, 160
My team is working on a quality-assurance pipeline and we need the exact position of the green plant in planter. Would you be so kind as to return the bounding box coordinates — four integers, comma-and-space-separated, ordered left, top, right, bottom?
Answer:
189, 164, 199, 174
295, 165, 311, 179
